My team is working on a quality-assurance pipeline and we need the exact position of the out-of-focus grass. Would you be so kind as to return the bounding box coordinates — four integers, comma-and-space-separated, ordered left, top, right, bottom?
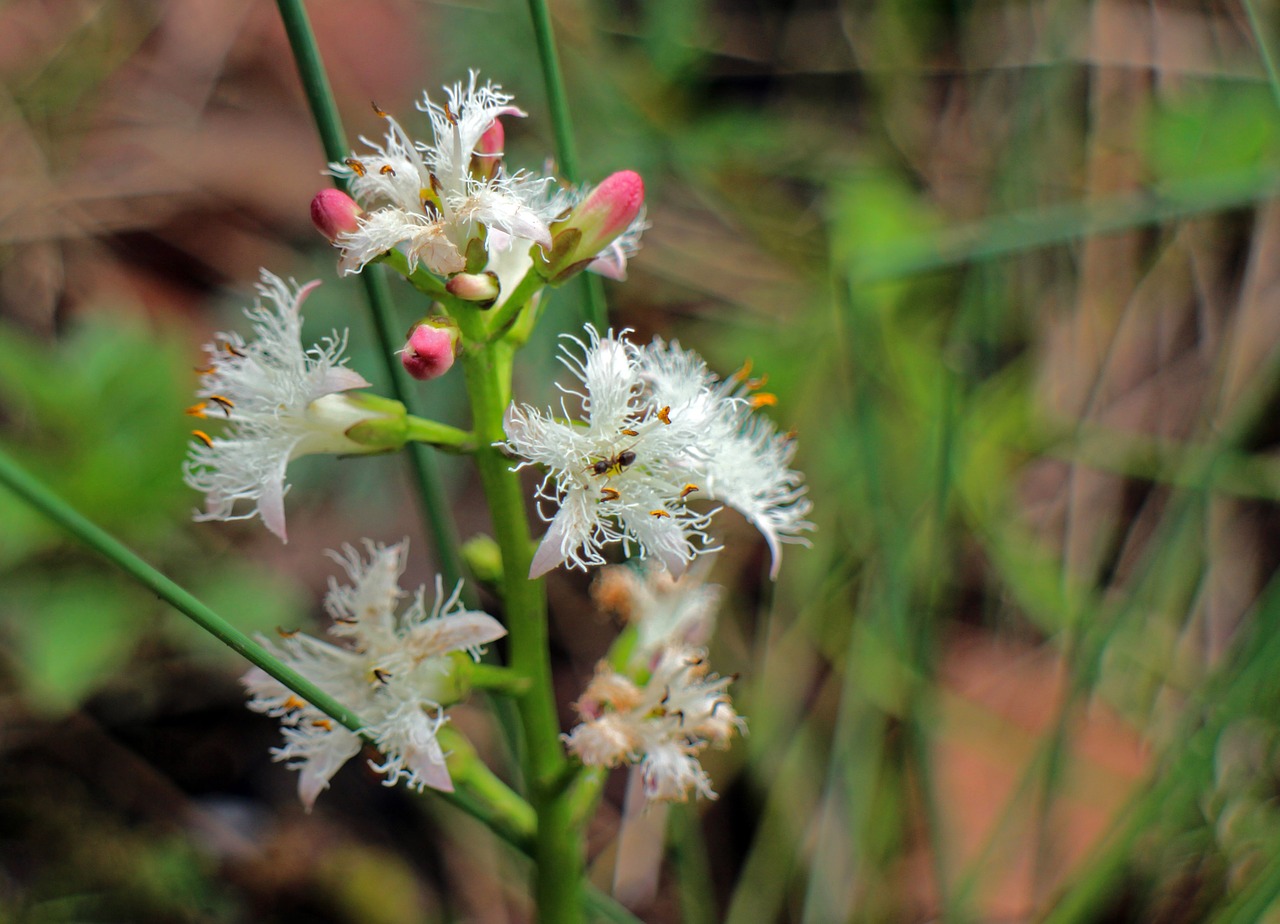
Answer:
7, 0, 1280, 921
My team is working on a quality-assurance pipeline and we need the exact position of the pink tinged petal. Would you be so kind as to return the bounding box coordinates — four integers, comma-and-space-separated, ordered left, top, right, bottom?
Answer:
320, 367, 373, 393
297, 731, 362, 811
529, 490, 598, 578
408, 737, 454, 793
292, 279, 323, 313
529, 522, 568, 579
410, 612, 508, 659
257, 455, 292, 543
588, 245, 628, 281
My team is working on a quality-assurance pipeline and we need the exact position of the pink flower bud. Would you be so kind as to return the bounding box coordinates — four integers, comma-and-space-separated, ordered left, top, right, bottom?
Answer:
536, 171, 645, 283
470, 119, 506, 181
310, 189, 363, 242
564, 170, 644, 256
445, 272, 500, 305
401, 319, 460, 381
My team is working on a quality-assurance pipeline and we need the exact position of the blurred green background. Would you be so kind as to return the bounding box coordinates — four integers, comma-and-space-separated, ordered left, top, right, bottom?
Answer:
6, 0, 1280, 921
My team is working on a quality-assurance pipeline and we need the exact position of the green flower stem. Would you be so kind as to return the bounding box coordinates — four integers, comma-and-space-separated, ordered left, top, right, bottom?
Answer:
464, 662, 533, 697
276, 0, 466, 594
524, 0, 608, 332
438, 725, 537, 846
373, 250, 476, 316
459, 335, 584, 923
485, 270, 547, 342
0, 445, 536, 841
404, 416, 476, 452
565, 765, 608, 828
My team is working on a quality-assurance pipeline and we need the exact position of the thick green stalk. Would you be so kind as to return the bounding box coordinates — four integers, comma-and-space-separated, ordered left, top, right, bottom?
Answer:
524, 0, 608, 331
275, 0, 466, 593
459, 337, 584, 922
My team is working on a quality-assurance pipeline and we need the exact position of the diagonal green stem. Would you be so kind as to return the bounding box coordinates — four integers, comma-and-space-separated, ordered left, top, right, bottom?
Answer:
0, 445, 533, 843
276, 0, 466, 594
524, 0, 609, 331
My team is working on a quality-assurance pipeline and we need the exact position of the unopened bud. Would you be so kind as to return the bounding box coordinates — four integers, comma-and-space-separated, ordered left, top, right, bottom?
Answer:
401, 318, 460, 381
311, 189, 363, 242
445, 272, 500, 306
470, 119, 505, 181
535, 170, 644, 283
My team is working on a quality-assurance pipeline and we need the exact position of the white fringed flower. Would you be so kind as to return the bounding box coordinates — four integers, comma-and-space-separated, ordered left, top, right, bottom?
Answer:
183, 270, 400, 542
242, 540, 506, 810
501, 327, 813, 579
563, 648, 743, 802
330, 72, 554, 278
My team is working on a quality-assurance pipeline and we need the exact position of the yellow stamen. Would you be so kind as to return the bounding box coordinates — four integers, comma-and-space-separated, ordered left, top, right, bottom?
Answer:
656, 406, 671, 425
620, 428, 638, 437
650, 509, 671, 519
750, 393, 778, 408
344, 158, 367, 177
209, 394, 234, 415
312, 718, 333, 730
380, 164, 395, 176
283, 695, 306, 711
191, 430, 213, 448
222, 342, 246, 358
732, 358, 753, 381
679, 483, 699, 499
600, 486, 621, 501
371, 101, 388, 118
185, 402, 208, 418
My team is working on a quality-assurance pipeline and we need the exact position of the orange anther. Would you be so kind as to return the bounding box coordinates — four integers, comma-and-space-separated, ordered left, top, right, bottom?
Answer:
649, 509, 671, 519
750, 393, 778, 408
312, 718, 334, 730
193, 364, 214, 375
656, 406, 671, 425
380, 164, 395, 176
191, 430, 214, 448
732, 359, 753, 381
185, 402, 208, 418
679, 484, 699, 499
601, 486, 621, 501
276, 626, 299, 638
344, 158, 367, 177
283, 695, 306, 711
222, 342, 246, 358
371, 101, 388, 118
209, 394, 234, 415
620, 428, 638, 437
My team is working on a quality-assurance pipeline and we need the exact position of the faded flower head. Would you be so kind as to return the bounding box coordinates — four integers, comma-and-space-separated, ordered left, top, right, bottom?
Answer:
329, 72, 554, 279
243, 540, 506, 810
501, 326, 813, 580
593, 561, 723, 663
563, 647, 743, 802
183, 270, 404, 542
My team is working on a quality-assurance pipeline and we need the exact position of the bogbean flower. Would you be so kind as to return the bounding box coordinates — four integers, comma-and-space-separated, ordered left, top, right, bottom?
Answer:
329, 72, 555, 279
501, 327, 813, 580
563, 647, 743, 802
183, 270, 407, 542
242, 540, 506, 810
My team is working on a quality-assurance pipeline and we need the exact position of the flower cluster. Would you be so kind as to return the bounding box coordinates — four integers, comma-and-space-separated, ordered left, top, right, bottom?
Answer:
564, 648, 742, 801
242, 540, 506, 810
183, 270, 405, 542
502, 327, 813, 579
322, 73, 646, 302
565, 563, 741, 802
